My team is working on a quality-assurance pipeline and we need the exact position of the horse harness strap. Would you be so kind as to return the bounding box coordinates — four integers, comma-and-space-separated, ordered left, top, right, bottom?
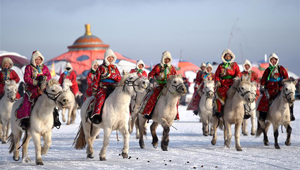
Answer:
44, 90, 63, 102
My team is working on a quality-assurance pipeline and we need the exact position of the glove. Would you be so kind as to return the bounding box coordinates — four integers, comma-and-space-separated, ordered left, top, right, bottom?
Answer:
37, 75, 47, 83
260, 86, 265, 93
216, 81, 221, 88
149, 78, 155, 84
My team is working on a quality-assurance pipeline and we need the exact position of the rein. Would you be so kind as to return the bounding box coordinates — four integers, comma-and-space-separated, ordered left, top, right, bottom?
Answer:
44, 90, 63, 102
167, 83, 185, 95
123, 77, 140, 93
283, 91, 294, 103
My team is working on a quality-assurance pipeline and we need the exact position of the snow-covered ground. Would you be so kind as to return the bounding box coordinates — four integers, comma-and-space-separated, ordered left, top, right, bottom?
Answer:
1, 101, 300, 170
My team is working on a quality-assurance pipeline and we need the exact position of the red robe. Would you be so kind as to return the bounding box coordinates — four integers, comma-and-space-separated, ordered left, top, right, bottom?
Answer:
139, 64, 179, 119
17, 64, 51, 119
59, 71, 79, 96
130, 68, 147, 78
257, 65, 288, 112
187, 71, 214, 111
0, 69, 21, 99
241, 70, 260, 101
91, 64, 122, 117
84, 70, 96, 101
214, 62, 241, 112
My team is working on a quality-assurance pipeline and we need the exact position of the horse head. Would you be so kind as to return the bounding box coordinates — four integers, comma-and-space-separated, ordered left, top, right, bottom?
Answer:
282, 78, 297, 103
4, 80, 18, 102
235, 75, 256, 103
119, 72, 149, 94
201, 80, 215, 98
44, 79, 68, 107
62, 79, 73, 91
162, 75, 187, 96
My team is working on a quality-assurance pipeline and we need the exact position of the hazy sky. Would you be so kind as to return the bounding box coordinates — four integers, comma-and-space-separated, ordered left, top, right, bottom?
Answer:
1, 0, 299, 74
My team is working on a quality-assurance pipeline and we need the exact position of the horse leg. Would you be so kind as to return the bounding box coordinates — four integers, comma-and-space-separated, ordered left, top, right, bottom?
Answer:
285, 124, 292, 146
11, 131, 22, 161
100, 127, 112, 161
242, 119, 248, 136
135, 116, 140, 139
70, 106, 77, 124
84, 123, 96, 159
161, 124, 170, 151
120, 126, 129, 159
224, 122, 231, 149
250, 112, 256, 136
0, 123, 2, 142
273, 125, 280, 149
203, 119, 209, 136
5, 122, 11, 143
211, 116, 218, 145
257, 119, 269, 146
1, 121, 7, 143
138, 114, 147, 149
235, 123, 242, 151
209, 117, 214, 136
41, 131, 52, 155
32, 132, 44, 165
62, 108, 66, 122
67, 109, 71, 125
22, 134, 32, 163
150, 122, 159, 148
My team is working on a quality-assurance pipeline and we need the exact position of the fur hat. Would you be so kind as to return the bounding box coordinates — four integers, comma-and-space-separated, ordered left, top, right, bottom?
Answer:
65, 62, 73, 71
160, 51, 172, 67
200, 62, 206, 68
243, 59, 252, 71
31, 50, 44, 67
91, 60, 99, 71
1, 57, 13, 69
221, 49, 235, 63
205, 62, 213, 73
269, 53, 279, 66
136, 60, 145, 70
104, 49, 117, 66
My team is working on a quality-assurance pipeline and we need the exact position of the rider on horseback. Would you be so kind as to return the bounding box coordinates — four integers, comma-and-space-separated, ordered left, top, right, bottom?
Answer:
88, 49, 122, 124
139, 51, 179, 120
213, 49, 241, 118
257, 53, 294, 121
130, 59, 147, 78
187, 62, 207, 115
84, 60, 99, 101
17, 50, 61, 130
0, 57, 21, 100
242, 59, 260, 119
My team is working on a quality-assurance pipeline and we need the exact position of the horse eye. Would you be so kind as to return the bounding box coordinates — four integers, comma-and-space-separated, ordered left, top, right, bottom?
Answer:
241, 87, 244, 90
130, 77, 133, 80
174, 81, 177, 84
52, 90, 56, 92
286, 88, 288, 91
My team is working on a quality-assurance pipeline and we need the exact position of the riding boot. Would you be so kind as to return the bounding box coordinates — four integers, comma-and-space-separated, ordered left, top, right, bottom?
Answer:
20, 118, 30, 130
193, 110, 198, 115
258, 111, 267, 121
243, 110, 251, 119
213, 105, 223, 118
53, 107, 61, 128
91, 114, 102, 124
0, 94, 3, 100
290, 104, 295, 121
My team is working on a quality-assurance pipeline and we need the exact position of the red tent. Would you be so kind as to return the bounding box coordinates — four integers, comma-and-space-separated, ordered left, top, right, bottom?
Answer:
0, 51, 29, 69
176, 60, 199, 77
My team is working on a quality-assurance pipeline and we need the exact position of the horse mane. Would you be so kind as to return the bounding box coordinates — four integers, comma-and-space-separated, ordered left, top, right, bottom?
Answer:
227, 75, 251, 99
63, 79, 72, 85
118, 72, 130, 86
48, 79, 60, 86
5, 80, 17, 87
161, 75, 182, 96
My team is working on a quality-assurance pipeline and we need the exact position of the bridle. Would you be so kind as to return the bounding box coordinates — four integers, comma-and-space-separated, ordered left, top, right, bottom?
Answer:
123, 77, 141, 93
44, 89, 63, 102
167, 82, 185, 95
236, 86, 257, 114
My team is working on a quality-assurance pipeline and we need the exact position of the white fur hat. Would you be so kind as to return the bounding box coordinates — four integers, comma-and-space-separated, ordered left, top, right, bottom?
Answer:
205, 62, 213, 73
160, 51, 172, 67
91, 60, 99, 71
221, 49, 235, 63
65, 62, 73, 71
269, 53, 279, 66
104, 49, 117, 66
2, 57, 13, 69
200, 62, 206, 68
242, 59, 252, 71
136, 59, 145, 70
31, 50, 44, 67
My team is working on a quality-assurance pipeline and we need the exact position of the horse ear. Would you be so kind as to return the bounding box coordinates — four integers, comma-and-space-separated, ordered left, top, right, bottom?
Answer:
122, 70, 128, 76
293, 80, 297, 86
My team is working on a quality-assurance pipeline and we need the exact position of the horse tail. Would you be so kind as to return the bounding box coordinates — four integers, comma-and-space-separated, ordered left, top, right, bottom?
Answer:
256, 120, 263, 137
8, 133, 14, 154
73, 122, 86, 149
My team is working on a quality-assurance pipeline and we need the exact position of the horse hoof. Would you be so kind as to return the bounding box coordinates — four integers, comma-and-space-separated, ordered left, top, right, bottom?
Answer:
36, 161, 44, 165
96, 135, 100, 139
13, 156, 20, 161
236, 148, 242, 151
139, 141, 145, 149
87, 154, 94, 159
211, 140, 216, 145
243, 133, 248, 136
2, 141, 7, 144
251, 132, 255, 136
161, 147, 168, 151
152, 143, 158, 149
122, 152, 128, 159
264, 140, 269, 146
203, 133, 208, 137
100, 157, 107, 161
275, 145, 280, 149
285, 141, 291, 146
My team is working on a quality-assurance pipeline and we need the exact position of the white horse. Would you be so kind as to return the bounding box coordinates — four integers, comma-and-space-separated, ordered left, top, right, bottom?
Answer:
138, 75, 187, 151
211, 75, 257, 151
8, 79, 69, 165
242, 84, 259, 136
0, 80, 18, 143
73, 73, 149, 160
60, 78, 77, 125
256, 79, 296, 149
198, 80, 215, 136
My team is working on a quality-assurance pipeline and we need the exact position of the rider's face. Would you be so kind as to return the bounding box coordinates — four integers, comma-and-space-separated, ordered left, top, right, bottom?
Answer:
107, 56, 114, 64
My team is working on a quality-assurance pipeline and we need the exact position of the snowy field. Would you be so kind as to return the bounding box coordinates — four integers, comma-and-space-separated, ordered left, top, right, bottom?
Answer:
0, 101, 300, 170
